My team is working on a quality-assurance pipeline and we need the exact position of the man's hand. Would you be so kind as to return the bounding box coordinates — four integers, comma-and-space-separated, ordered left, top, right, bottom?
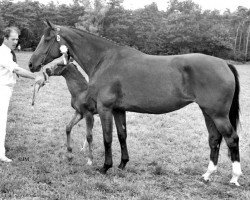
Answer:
35, 74, 46, 86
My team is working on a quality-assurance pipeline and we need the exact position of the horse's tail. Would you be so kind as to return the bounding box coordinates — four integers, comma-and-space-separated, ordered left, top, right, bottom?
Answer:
227, 63, 240, 132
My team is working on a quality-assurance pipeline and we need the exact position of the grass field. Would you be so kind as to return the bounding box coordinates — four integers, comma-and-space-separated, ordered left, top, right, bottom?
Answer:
0, 52, 249, 199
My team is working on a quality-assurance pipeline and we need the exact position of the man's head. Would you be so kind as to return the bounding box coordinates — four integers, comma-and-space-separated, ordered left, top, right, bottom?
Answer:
3, 27, 20, 50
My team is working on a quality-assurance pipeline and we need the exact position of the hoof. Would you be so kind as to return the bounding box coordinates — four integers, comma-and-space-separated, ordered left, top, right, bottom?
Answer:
230, 177, 241, 187
118, 159, 129, 170
98, 168, 107, 174
98, 164, 112, 174
67, 147, 72, 153
202, 173, 210, 182
118, 164, 124, 170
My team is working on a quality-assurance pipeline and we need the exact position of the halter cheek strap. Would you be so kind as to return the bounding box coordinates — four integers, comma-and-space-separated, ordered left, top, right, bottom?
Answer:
41, 27, 67, 66
56, 28, 70, 65
41, 27, 69, 79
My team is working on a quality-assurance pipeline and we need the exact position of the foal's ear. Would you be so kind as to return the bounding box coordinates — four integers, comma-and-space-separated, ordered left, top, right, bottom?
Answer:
45, 19, 56, 30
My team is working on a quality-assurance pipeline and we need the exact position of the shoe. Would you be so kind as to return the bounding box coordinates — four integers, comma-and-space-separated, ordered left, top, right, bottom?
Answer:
0, 155, 12, 162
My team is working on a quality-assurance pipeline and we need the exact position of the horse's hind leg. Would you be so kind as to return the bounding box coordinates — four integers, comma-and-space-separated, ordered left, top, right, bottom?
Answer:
201, 110, 222, 181
113, 109, 129, 170
212, 116, 242, 186
66, 111, 82, 152
83, 112, 94, 165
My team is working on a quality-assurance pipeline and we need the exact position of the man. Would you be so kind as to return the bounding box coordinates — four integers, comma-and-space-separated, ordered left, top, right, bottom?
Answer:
0, 26, 44, 162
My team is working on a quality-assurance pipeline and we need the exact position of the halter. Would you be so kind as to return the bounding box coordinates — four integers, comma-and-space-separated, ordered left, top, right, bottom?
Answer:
40, 27, 62, 67
40, 27, 69, 82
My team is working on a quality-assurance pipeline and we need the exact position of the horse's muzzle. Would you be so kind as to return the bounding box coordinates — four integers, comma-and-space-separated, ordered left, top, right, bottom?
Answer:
29, 62, 42, 72
28, 62, 34, 72
45, 68, 52, 76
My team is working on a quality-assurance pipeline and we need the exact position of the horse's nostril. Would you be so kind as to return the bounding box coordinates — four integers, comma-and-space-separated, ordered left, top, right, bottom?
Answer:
28, 62, 32, 69
45, 68, 52, 76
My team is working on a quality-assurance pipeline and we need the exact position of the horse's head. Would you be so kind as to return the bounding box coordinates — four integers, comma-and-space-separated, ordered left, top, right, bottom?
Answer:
46, 63, 69, 76
29, 20, 62, 72
46, 63, 80, 76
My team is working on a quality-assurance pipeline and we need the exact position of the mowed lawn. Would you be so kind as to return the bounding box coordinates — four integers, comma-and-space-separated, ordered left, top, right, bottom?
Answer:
0, 52, 249, 199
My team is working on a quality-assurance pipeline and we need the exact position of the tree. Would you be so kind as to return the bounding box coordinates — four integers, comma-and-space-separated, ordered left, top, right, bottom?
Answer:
233, 6, 250, 61
0, 0, 248, 60
75, 0, 109, 35
129, 3, 165, 54
102, 1, 139, 47
0, 0, 86, 49
0, 14, 6, 44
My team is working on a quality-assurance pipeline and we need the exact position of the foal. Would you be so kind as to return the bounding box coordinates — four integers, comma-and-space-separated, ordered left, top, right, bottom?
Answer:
46, 62, 95, 165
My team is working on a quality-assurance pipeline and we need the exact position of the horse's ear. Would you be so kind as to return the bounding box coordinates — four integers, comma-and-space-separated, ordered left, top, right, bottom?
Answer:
45, 19, 55, 30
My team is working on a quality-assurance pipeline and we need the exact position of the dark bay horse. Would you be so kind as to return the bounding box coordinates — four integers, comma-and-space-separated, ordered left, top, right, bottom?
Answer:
29, 21, 242, 186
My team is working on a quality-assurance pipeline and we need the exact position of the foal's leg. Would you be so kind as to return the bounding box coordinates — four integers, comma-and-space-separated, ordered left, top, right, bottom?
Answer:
98, 104, 113, 174
212, 116, 242, 186
202, 111, 222, 181
113, 109, 129, 169
66, 111, 82, 152
83, 112, 94, 165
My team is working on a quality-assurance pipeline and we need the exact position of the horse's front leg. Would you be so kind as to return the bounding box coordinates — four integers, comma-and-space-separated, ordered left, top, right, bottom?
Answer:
113, 109, 129, 169
66, 111, 82, 152
82, 112, 94, 165
97, 104, 113, 174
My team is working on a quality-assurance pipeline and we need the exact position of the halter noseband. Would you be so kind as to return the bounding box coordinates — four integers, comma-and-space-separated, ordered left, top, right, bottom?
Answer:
40, 27, 69, 82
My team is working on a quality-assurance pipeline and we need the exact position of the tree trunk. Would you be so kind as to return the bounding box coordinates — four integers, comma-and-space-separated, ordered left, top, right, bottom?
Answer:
238, 29, 243, 52
234, 23, 242, 56
245, 25, 250, 61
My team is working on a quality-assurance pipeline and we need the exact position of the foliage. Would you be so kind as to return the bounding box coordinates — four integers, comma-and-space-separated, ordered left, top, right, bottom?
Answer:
0, 0, 85, 49
233, 6, 250, 61
0, 0, 250, 60
75, 0, 108, 35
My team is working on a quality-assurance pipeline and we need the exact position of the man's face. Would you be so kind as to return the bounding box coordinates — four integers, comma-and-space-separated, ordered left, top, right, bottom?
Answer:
3, 31, 19, 50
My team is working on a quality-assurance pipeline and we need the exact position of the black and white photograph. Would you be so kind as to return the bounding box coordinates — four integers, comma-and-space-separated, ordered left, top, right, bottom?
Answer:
0, 0, 250, 199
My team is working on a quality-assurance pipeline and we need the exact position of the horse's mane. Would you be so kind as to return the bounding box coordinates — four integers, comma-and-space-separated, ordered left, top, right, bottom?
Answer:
44, 23, 138, 53
68, 26, 126, 48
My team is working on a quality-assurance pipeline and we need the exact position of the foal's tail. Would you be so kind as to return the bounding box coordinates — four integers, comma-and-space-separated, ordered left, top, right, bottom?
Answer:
227, 63, 240, 132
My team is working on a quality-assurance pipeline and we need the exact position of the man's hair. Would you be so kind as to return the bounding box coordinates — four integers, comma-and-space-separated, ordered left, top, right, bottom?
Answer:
3, 26, 20, 39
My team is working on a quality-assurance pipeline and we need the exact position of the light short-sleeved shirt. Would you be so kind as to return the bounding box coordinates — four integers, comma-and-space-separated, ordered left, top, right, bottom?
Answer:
0, 44, 18, 87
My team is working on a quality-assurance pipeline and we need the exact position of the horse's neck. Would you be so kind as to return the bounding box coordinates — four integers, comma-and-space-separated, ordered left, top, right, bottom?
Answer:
62, 29, 118, 76
63, 69, 88, 97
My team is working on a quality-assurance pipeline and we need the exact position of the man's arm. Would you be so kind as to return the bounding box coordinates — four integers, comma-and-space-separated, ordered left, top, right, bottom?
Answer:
13, 66, 45, 84
13, 66, 36, 79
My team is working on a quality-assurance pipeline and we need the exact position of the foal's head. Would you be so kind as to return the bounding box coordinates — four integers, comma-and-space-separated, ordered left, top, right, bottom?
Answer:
46, 63, 67, 76
46, 62, 77, 76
